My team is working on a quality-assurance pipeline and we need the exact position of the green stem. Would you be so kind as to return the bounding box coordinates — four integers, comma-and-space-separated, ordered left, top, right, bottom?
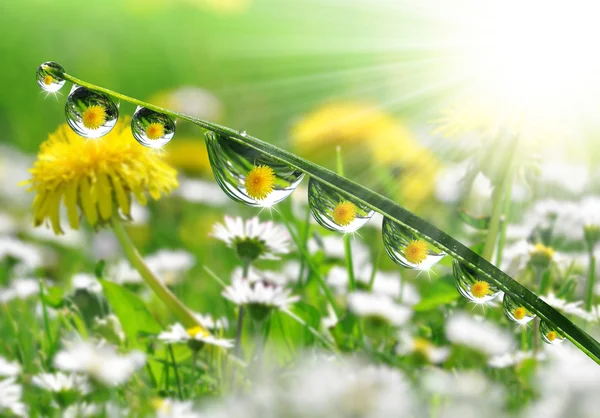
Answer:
482, 168, 513, 262
53, 70, 600, 365
586, 248, 596, 311
495, 173, 513, 267
344, 236, 356, 292
234, 262, 251, 357
168, 345, 184, 400
111, 218, 204, 331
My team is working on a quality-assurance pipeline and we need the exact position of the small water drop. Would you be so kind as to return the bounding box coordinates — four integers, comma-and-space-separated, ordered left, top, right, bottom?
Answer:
540, 321, 565, 345
240, 130, 247, 137
131, 107, 175, 148
205, 131, 304, 207
382, 217, 445, 270
308, 178, 374, 233
502, 294, 535, 325
65, 86, 119, 139
36, 61, 66, 93
453, 260, 500, 303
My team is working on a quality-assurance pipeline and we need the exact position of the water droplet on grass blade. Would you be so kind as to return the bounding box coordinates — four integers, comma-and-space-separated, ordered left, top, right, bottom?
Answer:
382, 217, 445, 270
36, 61, 66, 92
540, 321, 565, 344
205, 131, 304, 207
453, 260, 500, 303
308, 178, 374, 233
131, 107, 175, 148
502, 294, 535, 324
65, 86, 118, 138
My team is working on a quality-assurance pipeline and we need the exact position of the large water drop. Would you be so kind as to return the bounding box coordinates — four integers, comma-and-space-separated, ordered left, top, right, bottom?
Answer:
65, 86, 119, 139
308, 178, 374, 233
382, 217, 445, 270
540, 321, 565, 345
502, 294, 535, 325
453, 260, 500, 304
205, 131, 304, 207
131, 107, 175, 148
36, 61, 66, 93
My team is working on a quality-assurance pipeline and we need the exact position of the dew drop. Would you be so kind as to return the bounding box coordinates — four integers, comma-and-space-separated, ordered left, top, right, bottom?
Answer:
131, 107, 175, 148
205, 131, 304, 207
382, 217, 446, 270
308, 178, 374, 233
540, 321, 565, 345
240, 130, 247, 137
65, 86, 119, 139
452, 260, 500, 303
502, 294, 535, 325
36, 61, 66, 93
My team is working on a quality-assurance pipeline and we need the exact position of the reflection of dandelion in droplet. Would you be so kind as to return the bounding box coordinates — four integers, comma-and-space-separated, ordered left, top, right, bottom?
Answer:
65, 86, 119, 139
36, 61, 66, 93
205, 131, 304, 207
81, 105, 107, 130
382, 218, 445, 270
453, 260, 500, 304
131, 107, 175, 149
540, 321, 565, 345
332, 201, 357, 226
503, 294, 535, 325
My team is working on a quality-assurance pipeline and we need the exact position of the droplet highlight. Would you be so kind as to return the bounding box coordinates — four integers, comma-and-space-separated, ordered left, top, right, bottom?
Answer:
453, 260, 500, 303
382, 217, 445, 270
131, 107, 175, 148
65, 86, 119, 139
540, 321, 565, 345
308, 178, 374, 233
36, 61, 66, 93
502, 294, 535, 325
205, 131, 304, 207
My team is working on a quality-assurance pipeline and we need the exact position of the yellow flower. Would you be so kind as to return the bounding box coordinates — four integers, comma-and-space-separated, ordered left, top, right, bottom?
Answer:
25, 118, 178, 234
164, 137, 212, 175
81, 105, 107, 130
145, 123, 165, 140
529, 243, 555, 270
245, 165, 275, 200
546, 331, 557, 342
332, 201, 357, 226
405, 240, 429, 265
470, 281, 491, 299
513, 307, 527, 321
43, 75, 54, 86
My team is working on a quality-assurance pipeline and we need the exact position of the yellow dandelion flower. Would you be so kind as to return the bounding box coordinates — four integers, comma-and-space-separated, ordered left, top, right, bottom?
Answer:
405, 240, 429, 264
470, 281, 491, 299
146, 123, 165, 140
43, 75, 54, 86
513, 307, 527, 321
164, 137, 212, 175
81, 105, 107, 130
245, 165, 275, 200
332, 201, 357, 226
24, 118, 178, 234
546, 331, 557, 342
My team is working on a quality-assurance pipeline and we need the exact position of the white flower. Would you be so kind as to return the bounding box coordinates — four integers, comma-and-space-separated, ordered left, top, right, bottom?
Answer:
0, 278, 41, 303
154, 398, 201, 418
93, 314, 126, 344
109, 249, 195, 285
488, 350, 546, 368
396, 331, 449, 364
71, 273, 102, 294
194, 313, 229, 331
158, 323, 234, 349
0, 356, 20, 377
0, 378, 26, 417
158, 86, 222, 120
0, 237, 47, 272
347, 291, 412, 326
308, 235, 370, 265
177, 178, 231, 206
0, 212, 17, 235
24, 221, 86, 248
222, 277, 300, 311
54, 341, 146, 386
211, 216, 291, 261
538, 161, 589, 195
32, 372, 90, 394
446, 312, 514, 356
542, 292, 591, 321
63, 402, 100, 418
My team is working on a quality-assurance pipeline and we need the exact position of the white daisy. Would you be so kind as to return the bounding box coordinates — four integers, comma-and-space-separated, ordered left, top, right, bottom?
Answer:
54, 341, 146, 387
347, 291, 412, 327
158, 323, 234, 349
308, 235, 370, 266
24, 221, 86, 248
0, 278, 41, 304
488, 350, 546, 368
32, 372, 90, 394
396, 331, 449, 364
109, 249, 195, 286
542, 292, 591, 321
71, 273, 102, 294
0, 237, 47, 272
446, 312, 514, 356
177, 178, 231, 206
63, 402, 100, 418
154, 398, 201, 418
0, 356, 20, 377
158, 86, 222, 120
211, 216, 291, 261
194, 313, 229, 331
222, 276, 300, 313
93, 314, 126, 344
0, 378, 26, 417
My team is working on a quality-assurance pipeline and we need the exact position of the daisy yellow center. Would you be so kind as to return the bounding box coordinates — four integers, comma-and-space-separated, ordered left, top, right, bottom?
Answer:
145, 123, 165, 140
513, 307, 527, 321
81, 105, 107, 130
546, 331, 557, 342
332, 201, 357, 226
186, 326, 207, 338
245, 165, 276, 200
413, 338, 431, 356
471, 281, 491, 299
43, 75, 54, 85
405, 240, 428, 264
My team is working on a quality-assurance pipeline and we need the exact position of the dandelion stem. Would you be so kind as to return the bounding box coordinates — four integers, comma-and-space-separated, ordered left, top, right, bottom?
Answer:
168, 345, 184, 400
586, 248, 596, 311
111, 218, 205, 331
